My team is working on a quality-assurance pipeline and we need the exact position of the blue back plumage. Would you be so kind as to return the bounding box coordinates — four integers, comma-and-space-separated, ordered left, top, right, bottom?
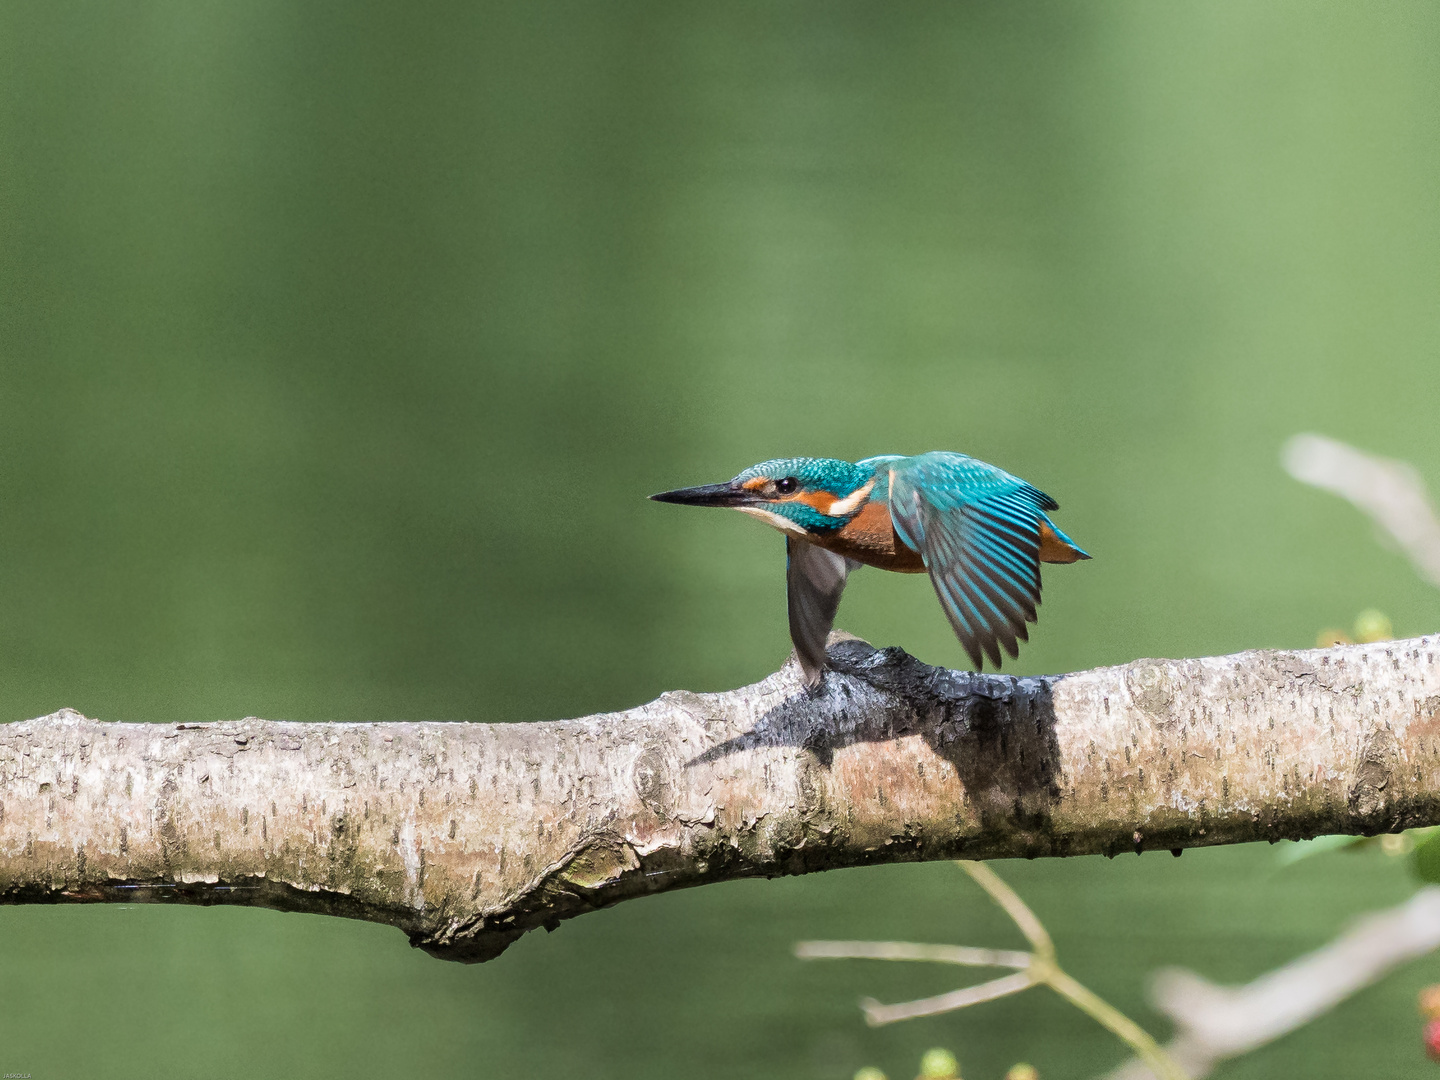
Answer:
874, 451, 1075, 668
860, 451, 1057, 512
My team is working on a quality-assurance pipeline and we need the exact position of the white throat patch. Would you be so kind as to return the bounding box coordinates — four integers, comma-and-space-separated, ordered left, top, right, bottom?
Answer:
735, 506, 812, 539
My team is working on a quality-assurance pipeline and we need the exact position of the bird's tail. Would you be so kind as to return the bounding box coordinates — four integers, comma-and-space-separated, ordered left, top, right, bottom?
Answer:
1038, 516, 1091, 563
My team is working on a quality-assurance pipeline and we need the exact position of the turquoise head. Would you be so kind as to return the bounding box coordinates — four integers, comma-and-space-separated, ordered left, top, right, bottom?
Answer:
650, 456, 873, 536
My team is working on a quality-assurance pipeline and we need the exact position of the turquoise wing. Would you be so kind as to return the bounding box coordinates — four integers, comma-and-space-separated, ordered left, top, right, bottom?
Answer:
886, 452, 1058, 670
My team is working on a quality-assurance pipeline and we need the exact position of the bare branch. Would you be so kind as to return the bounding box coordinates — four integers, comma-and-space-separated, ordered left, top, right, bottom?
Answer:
1, 634, 1438, 962
1103, 886, 1440, 1080
1282, 432, 1440, 588
795, 940, 1031, 970
861, 971, 1036, 1024
802, 861, 1188, 1080
961, 860, 1054, 959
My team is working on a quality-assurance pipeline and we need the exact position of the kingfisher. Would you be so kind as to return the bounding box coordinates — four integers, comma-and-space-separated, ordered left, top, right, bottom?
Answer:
651, 452, 1090, 686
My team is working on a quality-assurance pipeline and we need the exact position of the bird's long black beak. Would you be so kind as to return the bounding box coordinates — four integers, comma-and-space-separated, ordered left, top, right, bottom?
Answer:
649, 482, 757, 508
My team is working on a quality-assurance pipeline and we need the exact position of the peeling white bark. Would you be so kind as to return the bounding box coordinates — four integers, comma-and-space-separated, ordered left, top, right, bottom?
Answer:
1, 635, 1438, 962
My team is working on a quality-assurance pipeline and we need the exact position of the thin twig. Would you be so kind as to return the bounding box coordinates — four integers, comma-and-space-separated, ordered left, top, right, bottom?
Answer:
961, 863, 1187, 1080
959, 861, 1055, 960
797, 863, 1190, 1080
860, 972, 1036, 1025
1048, 966, 1185, 1080
795, 940, 1031, 969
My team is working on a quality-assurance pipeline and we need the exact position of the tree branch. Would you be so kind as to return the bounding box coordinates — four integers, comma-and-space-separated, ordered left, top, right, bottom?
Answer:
1102, 886, 1440, 1079
1283, 433, 1440, 589
2, 634, 1438, 962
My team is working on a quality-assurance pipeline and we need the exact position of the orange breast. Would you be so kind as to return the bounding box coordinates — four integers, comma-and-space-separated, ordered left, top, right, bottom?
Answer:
815, 499, 926, 572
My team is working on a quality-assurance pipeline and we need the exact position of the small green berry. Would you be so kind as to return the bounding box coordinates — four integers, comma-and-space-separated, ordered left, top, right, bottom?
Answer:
1005, 1065, 1039, 1080
1353, 609, 1393, 643
854, 1068, 888, 1080
918, 1047, 958, 1078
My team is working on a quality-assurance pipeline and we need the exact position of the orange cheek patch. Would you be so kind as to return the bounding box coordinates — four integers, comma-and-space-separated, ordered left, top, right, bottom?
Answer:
741, 477, 769, 492
794, 490, 834, 512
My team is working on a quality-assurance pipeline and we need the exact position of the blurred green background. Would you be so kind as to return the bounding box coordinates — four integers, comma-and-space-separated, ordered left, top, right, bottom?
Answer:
3, 1, 1439, 1076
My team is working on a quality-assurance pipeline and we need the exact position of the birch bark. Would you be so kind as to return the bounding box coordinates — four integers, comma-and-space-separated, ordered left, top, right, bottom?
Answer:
2, 634, 1437, 962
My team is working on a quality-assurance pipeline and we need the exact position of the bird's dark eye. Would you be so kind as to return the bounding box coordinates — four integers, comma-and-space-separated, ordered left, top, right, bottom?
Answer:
775, 477, 798, 495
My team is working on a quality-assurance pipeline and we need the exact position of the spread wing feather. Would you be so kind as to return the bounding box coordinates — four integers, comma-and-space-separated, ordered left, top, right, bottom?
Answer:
786, 538, 860, 687
887, 453, 1055, 671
